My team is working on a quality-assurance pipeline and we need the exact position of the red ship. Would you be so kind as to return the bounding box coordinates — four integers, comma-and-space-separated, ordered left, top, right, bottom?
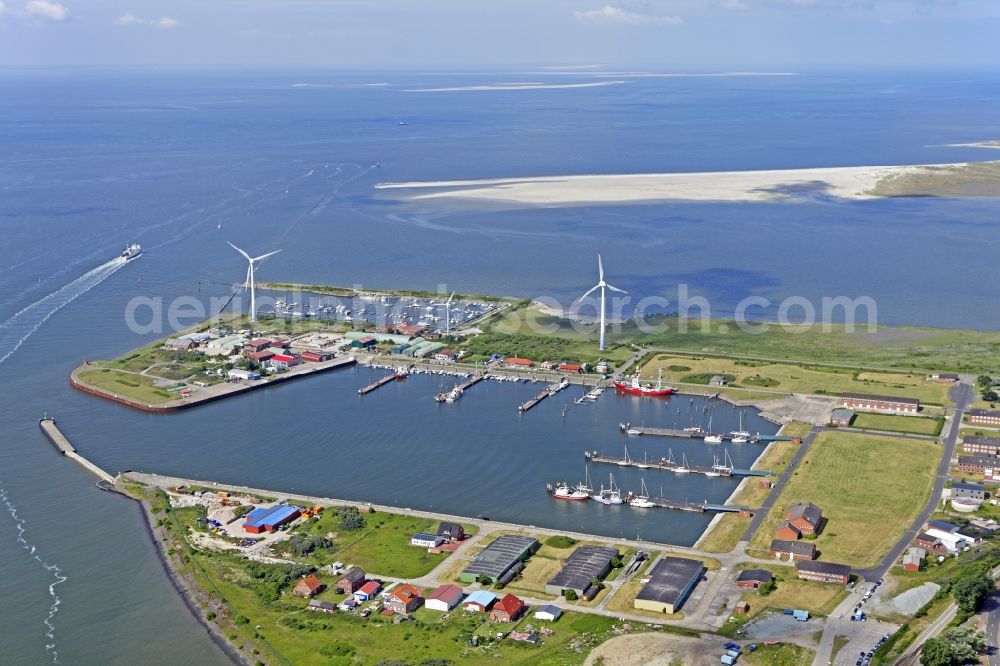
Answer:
614, 369, 676, 396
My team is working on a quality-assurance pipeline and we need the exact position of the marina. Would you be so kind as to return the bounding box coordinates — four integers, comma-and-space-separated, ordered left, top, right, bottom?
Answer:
620, 422, 766, 443
584, 449, 735, 478
517, 378, 569, 412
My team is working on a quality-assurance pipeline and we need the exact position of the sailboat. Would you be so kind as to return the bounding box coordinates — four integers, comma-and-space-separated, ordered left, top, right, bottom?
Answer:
636, 451, 651, 469
713, 450, 734, 475
591, 473, 624, 505
575, 466, 594, 495
674, 453, 690, 474
617, 441, 633, 467
628, 478, 656, 508
705, 454, 722, 477
704, 415, 723, 444
730, 410, 751, 443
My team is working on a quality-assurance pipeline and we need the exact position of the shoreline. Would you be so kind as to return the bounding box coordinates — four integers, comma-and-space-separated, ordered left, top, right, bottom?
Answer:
375, 160, 1000, 205
98, 482, 250, 666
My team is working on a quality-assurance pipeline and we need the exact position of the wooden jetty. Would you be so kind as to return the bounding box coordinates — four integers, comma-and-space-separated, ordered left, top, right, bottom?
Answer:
457, 374, 485, 391
518, 382, 561, 413
358, 373, 398, 395
620, 423, 762, 443
584, 450, 733, 478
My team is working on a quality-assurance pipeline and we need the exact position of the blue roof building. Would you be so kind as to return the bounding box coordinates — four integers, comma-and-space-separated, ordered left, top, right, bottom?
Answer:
243, 504, 302, 533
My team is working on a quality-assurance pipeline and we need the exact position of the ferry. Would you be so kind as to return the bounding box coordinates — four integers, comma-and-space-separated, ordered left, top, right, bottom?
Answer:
121, 243, 142, 260
614, 368, 675, 396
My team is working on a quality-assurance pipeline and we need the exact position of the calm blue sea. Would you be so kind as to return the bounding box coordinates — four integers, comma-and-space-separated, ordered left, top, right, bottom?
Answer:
1, 68, 998, 664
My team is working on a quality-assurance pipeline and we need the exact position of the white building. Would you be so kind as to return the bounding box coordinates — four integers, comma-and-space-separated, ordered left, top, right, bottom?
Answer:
227, 368, 260, 381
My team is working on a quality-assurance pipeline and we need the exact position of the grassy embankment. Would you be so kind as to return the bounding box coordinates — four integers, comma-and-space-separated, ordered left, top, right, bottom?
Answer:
641, 354, 953, 406
697, 423, 812, 554
742, 641, 816, 666
747, 431, 940, 567
128, 482, 628, 665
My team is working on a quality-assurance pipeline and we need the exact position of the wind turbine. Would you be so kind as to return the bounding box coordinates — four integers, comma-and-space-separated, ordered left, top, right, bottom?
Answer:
445, 291, 456, 335
576, 252, 627, 351
228, 242, 281, 323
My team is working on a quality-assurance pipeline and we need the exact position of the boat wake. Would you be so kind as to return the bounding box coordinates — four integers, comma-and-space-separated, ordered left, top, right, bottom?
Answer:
1, 487, 67, 663
0, 256, 127, 368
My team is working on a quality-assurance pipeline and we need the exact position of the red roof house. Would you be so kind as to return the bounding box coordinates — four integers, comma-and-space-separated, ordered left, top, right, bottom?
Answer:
558, 363, 583, 374
293, 575, 324, 598
505, 357, 535, 368
248, 339, 272, 352
248, 350, 274, 363
489, 594, 525, 623
385, 584, 423, 615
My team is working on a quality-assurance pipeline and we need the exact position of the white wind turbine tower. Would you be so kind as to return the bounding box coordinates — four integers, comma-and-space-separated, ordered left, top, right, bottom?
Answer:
228, 241, 281, 323
445, 291, 456, 335
576, 252, 627, 351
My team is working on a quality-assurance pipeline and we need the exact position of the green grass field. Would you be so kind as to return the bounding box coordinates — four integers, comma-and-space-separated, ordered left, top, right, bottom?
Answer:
850, 413, 944, 436
76, 368, 180, 405
293, 508, 476, 579
733, 564, 849, 620
747, 431, 940, 567
642, 355, 952, 405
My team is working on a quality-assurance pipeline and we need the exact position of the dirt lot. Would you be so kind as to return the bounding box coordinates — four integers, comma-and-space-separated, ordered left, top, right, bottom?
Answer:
585, 632, 721, 666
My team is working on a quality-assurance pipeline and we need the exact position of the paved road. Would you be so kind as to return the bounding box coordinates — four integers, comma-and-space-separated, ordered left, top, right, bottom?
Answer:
987, 589, 1000, 666
854, 377, 974, 581
739, 425, 822, 546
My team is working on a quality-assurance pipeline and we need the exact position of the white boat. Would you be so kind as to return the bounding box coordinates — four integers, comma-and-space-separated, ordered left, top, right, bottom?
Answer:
617, 442, 633, 466
674, 454, 690, 474
575, 467, 594, 495
445, 386, 463, 402
635, 451, 651, 469
730, 411, 751, 443
626, 428, 642, 436
591, 473, 624, 505
704, 434, 724, 444
713, 450, 735, 475
550, 478, 589, 501
628, 479, 655, 508
121, 243, 142, 260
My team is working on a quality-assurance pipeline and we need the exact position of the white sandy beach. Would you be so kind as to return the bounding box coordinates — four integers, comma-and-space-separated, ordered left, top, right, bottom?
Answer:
375, 162, 974, 205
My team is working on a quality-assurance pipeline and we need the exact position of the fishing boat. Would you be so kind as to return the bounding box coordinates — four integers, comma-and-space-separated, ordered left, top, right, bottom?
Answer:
445, 386, 463, 402
395, 365, 410, 379
591, 473, 624, 505
614, 368, 676, 396
627, 479, 656, 508
575, 467, 594, 495
548, 479, 590, 501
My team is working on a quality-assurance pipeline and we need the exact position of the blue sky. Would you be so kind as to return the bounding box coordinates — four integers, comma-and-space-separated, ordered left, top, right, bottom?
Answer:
1, 0, 998, 68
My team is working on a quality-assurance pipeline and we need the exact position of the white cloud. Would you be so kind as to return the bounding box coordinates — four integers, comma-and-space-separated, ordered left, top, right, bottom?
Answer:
574, 5, 683, 25
0, 2, 7, 17
25, 0, 68, 21
113, 13, 180, 29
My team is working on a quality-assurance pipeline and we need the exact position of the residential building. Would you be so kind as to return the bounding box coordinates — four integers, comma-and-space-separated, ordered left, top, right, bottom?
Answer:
434, 350, 457, 362
336, 567, 366, 594
489, 594, 525, 623
796, 561, 851, 585
385, 584, 423, 615
736, 569, 773, 590
534, 605, 562, 622
306, 599, 336, 614
928, 373, 960, 382
293, 575, 324, 598
411, 533, 445, 548
460, 535, 538, 583
769, 538, 816, 561
968, 409, 1000, 426
774, 521, 802, 540
559, 363, 584, 374
437, 522, 465, 542
463, 590, 497, 612
951, 483, 987, 502
354, 580, 380, 602
842, 392, 920, 414
785, 502, 823, 534
504, 357, 535, 369
902, 547, 926, 572
915, 533, 949, 554
957, 455, 1000, 477
424, 584, 464, 612
544, 545, 619, 599
267, 353, 301, 371
962, 435, 1000, 456
634, 557, 705, 614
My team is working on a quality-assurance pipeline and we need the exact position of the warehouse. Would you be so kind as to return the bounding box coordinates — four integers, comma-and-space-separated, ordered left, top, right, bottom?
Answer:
795, 560, 851, 585
633, 557, 705, 614
968, 409, 1000, 426
242, 504, 301, 533
425, 584, 464, 612
544, 545, 619, 599
830, 408, 856, 426
842, 392, 920, 414
459, 535, 538, 583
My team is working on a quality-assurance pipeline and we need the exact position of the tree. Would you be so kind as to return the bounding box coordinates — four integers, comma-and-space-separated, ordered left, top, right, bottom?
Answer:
758, 579, 777, 596
920, 638, 954, 666
940, 626, 987, 663
338, 506, 366, 531
976, 375, 993, 389
564, 589, 578, 601
951, 574, 992, 613
983, 390, 999, 403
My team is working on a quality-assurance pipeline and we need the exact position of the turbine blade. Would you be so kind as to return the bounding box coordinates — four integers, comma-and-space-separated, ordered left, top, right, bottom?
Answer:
597, 252, 604, 282
447, 291, 456, 305
252, 249, 281, 262
605, 283, 628, 295
243, 265, 251, 291
227, 241, 251, 261
576, 284, 601, 303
